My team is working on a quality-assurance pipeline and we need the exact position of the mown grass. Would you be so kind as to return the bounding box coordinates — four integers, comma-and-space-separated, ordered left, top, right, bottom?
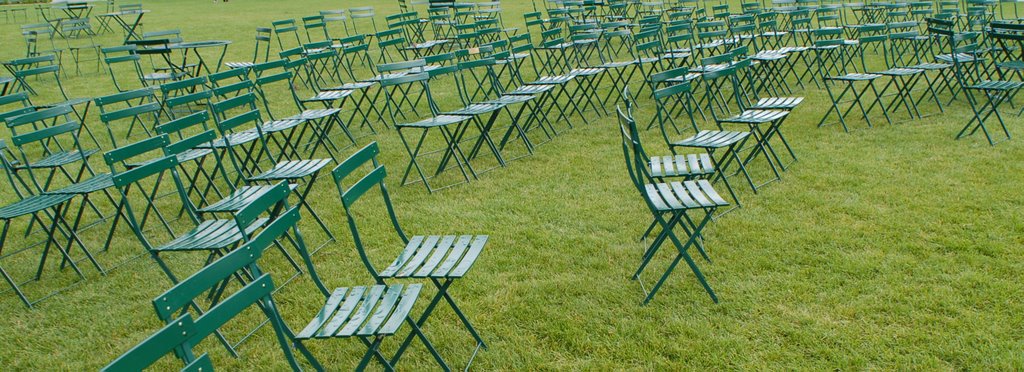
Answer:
0, 0, 1023, 370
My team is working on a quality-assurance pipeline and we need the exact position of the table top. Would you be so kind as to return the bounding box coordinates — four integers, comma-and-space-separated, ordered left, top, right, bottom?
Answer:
100, 9, 150, 16
50, 0, 102, 4
169, 40, 232, 49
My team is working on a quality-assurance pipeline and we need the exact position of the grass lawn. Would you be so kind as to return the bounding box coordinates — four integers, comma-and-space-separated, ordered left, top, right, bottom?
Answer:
0, 0, 1023, 369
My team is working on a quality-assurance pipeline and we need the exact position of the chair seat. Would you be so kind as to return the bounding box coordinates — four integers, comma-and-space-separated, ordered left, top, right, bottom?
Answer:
48, 172, 114, 195
968, 80, 1024, 91
327, 81, 376, 91
877, 68, 922, 76
672, 130, 749, 149
397, 115, 473, 128
528, 75, 574, 85
650, 153, 715, 178
143, 72, 185, 81
261, 119, 303, 133
224, 61, 255, 69
445, 103, 506, 116
761, 31, 789, 37
644, 180, 730, 212
752, 52, 787, 61
49, 97, 92, 107
289, 108, 342, 120
997, 61, 1024, 70
749, 97, 804, 110
202, 130, 260, 148
935, 53, 983, 63
913, 62, 950, 70
776, 46, 808, 53
249, 159, 332, 181
0, 194, 74, 220
600, 60, 638, 68
363, 72, 409, 82
486, 94, 535, 105
24, 149, 97, 168
506, 84, 554, 95
303, 90, 353, 102
380, 235, 487, 278
662, 51, 691, 60
828, 73, 881, 81
570, 67, 605, 76
154, 217, 266, 252
199, 185, 279, 213
722, 109, 789, 124
295, 283, 423, 339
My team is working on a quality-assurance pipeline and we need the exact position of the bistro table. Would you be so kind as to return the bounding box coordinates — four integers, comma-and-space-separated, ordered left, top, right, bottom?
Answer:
129, 39, 232, 78
97, 9, 148, 43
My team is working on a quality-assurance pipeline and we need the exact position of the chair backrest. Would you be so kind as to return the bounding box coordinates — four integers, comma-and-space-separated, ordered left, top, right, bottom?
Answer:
208, 93, 283, 180
8, 55, 71, 99
95, 87, 162, 148
302, 15, 331, 43
330, 142, 407, 280
0, 92, 35, 127
251, 59, 303, 120
101, 314, 212, 372
379, 70, 430, 126
101, 45, 148, 92
105, 136, 202, 250
7, 105, 88, 194
272, 19, 302, 50
159, 76, 211, 119
616, 105, 644, 194
652, 80, 699, 147
150, 194, 313, 371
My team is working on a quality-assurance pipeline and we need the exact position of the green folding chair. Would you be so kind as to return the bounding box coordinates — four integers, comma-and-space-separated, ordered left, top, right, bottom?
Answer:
7, 104, 121, 260
618, 106, 727, 305
224, 27, 272, 71
0, 139, 83, 309
150, 196, 449, 370
5, 55, 99, 147
94, 87, 162, 148
929, 18, 1023, 145
814, 29, 893, 131
101, 45, 181, 92
208, 94, 335, 241
332, 142, 488, 367
650, 80, 751, 210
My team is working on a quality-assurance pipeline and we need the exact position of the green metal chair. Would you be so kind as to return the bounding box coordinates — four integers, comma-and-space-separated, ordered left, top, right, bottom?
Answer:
206, 93, 335, 246
6, 108, 113, 275
332, 141, 488, 367
251, 59, 353, 160
387, 72, 478, 192
618, 106, 727, 305
224, 27, 272, 71
929, 18, 1023, 145
101, 45, 180, 92
94, 87, 162, 148
0, 139, 81, 309
4, 54, 99, 147
650, 79, 751, 209
159, 76, 212, 120
59, 18, 102, 75
814, 28, 893, 131
146, 189, 448, 370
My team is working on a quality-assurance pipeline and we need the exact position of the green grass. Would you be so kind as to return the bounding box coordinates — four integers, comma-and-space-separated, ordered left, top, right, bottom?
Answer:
1, 0, 1024, 369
